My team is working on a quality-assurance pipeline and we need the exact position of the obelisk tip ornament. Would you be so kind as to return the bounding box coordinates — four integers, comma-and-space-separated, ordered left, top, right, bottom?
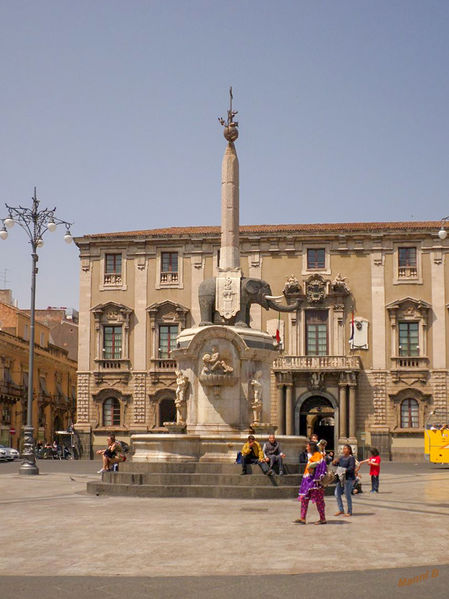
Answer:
218, 86, 239, 143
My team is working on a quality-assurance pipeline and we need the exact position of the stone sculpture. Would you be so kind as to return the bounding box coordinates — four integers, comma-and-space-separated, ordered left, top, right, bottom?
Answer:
175, 370, 189, 424
202, 347, 234, 374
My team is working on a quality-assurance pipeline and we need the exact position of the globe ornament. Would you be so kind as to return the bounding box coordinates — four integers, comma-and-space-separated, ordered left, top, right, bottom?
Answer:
224, 124, 239, 142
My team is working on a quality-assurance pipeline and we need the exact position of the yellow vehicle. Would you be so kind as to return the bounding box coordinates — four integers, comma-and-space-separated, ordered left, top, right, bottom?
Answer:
425, 410, 449, 464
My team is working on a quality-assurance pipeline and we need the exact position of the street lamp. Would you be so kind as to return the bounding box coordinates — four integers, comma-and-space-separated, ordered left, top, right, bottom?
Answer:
438, 217, 449, 240
1, 187, 73, 475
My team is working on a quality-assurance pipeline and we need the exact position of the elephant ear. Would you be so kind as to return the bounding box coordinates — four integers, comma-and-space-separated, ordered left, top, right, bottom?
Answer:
246, 279, 261, 295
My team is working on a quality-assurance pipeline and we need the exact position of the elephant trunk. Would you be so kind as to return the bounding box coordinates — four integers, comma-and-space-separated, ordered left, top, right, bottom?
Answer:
265, 296, 300, 312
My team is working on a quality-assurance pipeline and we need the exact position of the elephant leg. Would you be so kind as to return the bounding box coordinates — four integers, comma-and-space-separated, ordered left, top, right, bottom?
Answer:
199, 295, 215, 326
234, 307, 249, 328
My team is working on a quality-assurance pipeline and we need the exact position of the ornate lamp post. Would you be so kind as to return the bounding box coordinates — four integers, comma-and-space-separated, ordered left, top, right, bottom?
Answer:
1, 188, 73, 475
438, 217, 449, 240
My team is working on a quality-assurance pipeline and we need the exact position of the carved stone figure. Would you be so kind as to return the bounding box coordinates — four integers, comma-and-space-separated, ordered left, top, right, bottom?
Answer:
309, 372, 325, 391
331, 273, 350, 295
175, 370, 189, 424
202, 347, 234, 374
199, 276, 300, 327
283, 274, 302, 297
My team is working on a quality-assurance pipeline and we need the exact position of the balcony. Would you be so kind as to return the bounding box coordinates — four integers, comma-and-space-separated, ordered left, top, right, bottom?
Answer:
398, 266, 417, 279
273, 355, 361, 372
160, 272, 178, 285
391, 355, 429, 383
0, 381, 25, 402
93, 358, 131, 383
149, 358, 177, 383
103, 273, 123, 286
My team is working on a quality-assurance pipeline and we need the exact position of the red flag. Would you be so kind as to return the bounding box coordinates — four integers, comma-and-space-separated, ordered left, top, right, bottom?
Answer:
275, 313, 281, 344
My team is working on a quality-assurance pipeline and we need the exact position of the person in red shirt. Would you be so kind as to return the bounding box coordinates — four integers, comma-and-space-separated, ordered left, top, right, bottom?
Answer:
360, 448, 381, 493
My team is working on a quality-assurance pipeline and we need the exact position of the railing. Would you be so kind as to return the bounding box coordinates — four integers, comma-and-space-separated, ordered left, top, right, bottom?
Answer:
0, 382, 25, 399
160, 271, 178, 284
95, 359, 130, 371
150, 358, 177, 371
103, 273, 122, 286
391, 356, 429, 369
273, 355, 361, 371
398, 266, 417, 279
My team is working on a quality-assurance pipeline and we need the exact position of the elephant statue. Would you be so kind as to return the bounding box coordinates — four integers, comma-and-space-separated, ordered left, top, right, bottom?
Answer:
198, 276, 300, 327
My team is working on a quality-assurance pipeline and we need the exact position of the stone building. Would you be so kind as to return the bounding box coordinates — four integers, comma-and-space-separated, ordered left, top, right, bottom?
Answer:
0, 291, 77, 448
74, 220, 447, 460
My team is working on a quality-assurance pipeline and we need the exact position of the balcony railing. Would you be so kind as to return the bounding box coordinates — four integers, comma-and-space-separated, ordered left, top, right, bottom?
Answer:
160, 271, 178, 284
103, 273, 123, 286
391, 356, 429, 369
273, 355, 361, 371
0, 381, 25, 400
94, 358, 130, 371
398, 266, 417, 279
150, 358, 177, 371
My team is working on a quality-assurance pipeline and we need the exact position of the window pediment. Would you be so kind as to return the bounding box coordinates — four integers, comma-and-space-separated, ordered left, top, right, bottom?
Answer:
387, 297, 430, 324
92, 302, 133, 324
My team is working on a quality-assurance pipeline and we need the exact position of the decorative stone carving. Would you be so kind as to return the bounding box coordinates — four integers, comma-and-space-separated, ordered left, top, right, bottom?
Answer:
216, 272, 241, 320
202, 347, 234, 375
306, 274, 326, 304
331, 273, 350, 295
283, 274, 302, 297
309, 372, 325, 391
175, 370, 189, 424
249, 370, 263, 424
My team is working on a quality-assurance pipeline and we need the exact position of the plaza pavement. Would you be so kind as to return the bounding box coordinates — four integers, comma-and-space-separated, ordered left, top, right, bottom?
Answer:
0, 459, 448, 598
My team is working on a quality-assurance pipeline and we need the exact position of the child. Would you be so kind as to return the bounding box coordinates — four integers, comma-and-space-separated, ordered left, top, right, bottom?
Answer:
360, 448, 381, 493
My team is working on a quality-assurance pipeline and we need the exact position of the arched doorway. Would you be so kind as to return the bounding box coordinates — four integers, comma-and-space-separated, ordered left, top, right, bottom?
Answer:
159, 397, 176, 426
297, 395, 335, 450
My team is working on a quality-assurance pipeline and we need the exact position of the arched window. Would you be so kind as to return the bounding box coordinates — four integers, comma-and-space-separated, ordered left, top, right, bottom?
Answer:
103, 397, 121, 426
159, 398, 176, 427
401, 399, 419, 428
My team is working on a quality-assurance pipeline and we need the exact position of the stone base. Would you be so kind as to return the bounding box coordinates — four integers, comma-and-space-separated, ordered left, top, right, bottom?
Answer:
163, 422, 187, 434
132, 433, 307, 463
251, 423, 276, 434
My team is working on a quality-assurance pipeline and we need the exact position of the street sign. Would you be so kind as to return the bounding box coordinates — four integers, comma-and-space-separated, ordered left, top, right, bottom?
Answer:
9, 428, 16, 435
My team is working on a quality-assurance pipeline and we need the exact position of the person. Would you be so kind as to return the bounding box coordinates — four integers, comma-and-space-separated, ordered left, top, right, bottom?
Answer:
294, 441, 327, 525
359, 448, 381, 493
96, 435, 124, 474
352, 459, 363, 494
317, 439, 334, 465
263, 434, 286, 476
240, 435, 269, 475
333, 444, 356, 516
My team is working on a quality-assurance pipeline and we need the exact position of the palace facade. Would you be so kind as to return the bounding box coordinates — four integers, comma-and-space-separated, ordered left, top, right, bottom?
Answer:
0, 293, 77, 449
74, 220, 448, 460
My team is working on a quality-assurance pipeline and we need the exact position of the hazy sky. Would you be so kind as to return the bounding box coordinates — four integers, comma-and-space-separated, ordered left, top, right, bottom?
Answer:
1, 0, 448, 310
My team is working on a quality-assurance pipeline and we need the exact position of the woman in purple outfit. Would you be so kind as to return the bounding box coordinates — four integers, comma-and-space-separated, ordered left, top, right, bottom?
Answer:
294, 441, 327, 525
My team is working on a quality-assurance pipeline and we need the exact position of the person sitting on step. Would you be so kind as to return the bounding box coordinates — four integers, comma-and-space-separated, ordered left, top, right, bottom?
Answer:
240, 435, 269, 475
263, 434, 286, 476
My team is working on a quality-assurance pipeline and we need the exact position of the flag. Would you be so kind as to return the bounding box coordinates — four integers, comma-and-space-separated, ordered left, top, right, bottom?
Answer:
349, 311, 355, 344
275, 312, 281, 345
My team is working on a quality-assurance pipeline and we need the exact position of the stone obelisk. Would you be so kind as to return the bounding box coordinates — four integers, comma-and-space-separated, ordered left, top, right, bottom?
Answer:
216, 88, 242, 321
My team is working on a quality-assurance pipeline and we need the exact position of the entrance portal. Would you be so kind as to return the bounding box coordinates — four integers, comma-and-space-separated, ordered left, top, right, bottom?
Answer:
298, 395, 335, 450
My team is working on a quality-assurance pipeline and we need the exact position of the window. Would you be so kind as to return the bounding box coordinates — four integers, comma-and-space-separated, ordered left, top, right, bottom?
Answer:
306, 310, 328, 356
159, 324, 179, 358
401, 399, 419, 428
2, 407, 11, 425
24, 324, 29, 340
103, 397, 121, 426
307, 248, 325, 270
104, 253, 122, 286
398, 322, 419, 356
398, 247, 417, 279
159, 398, 176, 426
40, 332, 45, 346
160, 252, 178, 284
103, 326, 122, 359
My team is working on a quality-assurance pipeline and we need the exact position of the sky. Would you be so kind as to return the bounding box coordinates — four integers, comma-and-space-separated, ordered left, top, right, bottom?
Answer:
0, 0, 448, 310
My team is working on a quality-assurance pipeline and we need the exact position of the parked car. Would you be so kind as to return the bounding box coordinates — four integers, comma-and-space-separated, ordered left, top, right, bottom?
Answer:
0, 445, 19, 461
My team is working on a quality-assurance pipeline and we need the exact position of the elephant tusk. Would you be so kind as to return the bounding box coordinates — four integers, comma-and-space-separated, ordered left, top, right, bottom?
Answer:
264, 295, 284, 301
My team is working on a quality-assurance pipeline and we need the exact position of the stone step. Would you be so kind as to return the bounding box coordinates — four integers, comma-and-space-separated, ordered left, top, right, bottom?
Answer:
120, 461, 304, 475
103, 471, 302, 487
87, 481, 303, 500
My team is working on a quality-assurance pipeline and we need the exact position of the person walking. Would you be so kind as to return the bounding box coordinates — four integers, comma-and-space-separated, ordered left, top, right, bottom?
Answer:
360, 448, 381, 493
294, 441, 327, 525
333, 444, 356, 517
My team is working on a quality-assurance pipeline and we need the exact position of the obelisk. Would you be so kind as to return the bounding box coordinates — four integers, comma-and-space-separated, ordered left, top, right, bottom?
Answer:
216, 88, 242, 321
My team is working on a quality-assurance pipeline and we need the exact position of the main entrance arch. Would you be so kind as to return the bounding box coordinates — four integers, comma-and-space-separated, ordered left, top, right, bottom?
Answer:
295, 393, 337, 450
